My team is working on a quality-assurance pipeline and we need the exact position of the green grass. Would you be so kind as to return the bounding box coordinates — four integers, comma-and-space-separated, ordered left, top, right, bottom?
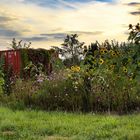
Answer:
0, 107, 140, 140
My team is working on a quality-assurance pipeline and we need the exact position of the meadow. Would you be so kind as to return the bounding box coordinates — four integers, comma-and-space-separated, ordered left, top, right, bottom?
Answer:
0, 107, 140, 140
0, 24, 140, 140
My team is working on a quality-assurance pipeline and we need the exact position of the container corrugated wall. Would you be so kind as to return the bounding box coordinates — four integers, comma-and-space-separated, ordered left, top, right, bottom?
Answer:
0, 50, 21, 75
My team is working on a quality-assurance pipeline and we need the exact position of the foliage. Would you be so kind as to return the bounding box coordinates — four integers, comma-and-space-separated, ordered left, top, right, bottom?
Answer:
128, 23, 140, 44
1, 24, 140, 114
81, 41, 140, 113
0, 55, 5, 94
3, 66, 14, 95
51, 58, 66, 73
1, 40, 140, 113
10, 38, 31, 50
19, 48, 58, 79
0, 79, 41, 109
53, 34, 84, 67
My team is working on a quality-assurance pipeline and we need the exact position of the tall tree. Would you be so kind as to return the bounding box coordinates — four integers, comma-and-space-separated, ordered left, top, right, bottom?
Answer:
53, 34, 84, 66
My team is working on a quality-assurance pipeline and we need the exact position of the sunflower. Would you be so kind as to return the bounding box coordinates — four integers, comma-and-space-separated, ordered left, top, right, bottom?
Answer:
109, 50, 116, 56
111, 51, 117, 57
100, 48, 108, 54
100, 48, 104, 54
123, 66, 127, 73
99, 58, 104, 65
76, 66, 80, 72
117, 51, 121, 56
110, 64, 115, 70
71, 66, 75, 71
71, 66, 80, 72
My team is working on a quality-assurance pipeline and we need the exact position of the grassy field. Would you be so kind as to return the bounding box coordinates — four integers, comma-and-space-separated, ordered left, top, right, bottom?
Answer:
0, 107, 140, 140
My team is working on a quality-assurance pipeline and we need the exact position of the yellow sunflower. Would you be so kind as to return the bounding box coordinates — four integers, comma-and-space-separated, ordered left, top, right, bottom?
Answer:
100, 48, 108, 54
123, 66, 127, 73
110, 50, 116, 57
76, 66, 80, 72
99, 58, 104, 65
71, 66, 80, 72
71, 66, 75, 71
111, 52, 117, 57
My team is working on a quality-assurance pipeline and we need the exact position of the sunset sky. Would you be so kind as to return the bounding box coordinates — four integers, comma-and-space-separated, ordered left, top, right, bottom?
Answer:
0, 0, 140, 50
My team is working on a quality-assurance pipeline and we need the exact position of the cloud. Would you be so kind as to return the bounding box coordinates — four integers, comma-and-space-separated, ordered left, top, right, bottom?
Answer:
0, 15, 24, 37
0, 0, 139, 50
24, 33, 66, 42
40, 31, 103, 40
23, 36, 48, 42
68, 31, 103, 35
127, 2, 140, 6
127, 1, 140, 16
0, 16, 17, 22
41, 33, 66, 39
0, 29, 21, 37
130, 11, 140, 15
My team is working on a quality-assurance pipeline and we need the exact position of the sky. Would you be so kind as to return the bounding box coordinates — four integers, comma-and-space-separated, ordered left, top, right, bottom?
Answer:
0, 0, 140, 50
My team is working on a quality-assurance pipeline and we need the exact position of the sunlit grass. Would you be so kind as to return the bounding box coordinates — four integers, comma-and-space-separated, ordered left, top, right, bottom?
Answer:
0, 107, 140, 140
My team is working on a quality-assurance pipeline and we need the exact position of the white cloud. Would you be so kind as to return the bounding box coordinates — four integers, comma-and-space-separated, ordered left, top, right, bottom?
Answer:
0, 0, 139, 49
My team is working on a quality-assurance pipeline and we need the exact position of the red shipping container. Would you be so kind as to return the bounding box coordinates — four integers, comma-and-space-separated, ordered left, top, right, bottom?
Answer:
0, 50, 21, 76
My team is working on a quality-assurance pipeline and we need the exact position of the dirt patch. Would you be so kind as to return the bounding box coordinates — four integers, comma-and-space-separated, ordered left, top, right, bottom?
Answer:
44, 136, 70, 140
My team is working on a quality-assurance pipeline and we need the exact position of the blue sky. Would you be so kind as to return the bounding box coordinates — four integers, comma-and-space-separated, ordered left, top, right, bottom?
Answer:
0, 0, 139, 49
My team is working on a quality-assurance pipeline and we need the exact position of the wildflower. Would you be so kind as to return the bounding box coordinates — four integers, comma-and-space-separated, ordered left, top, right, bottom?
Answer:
128, 73, 134, 81
117, 51, 121, 56
123, 66, 127, 73
110, 64, 115, 70
111, 51, 117, 57
117, 74, 121, 79
129, 78, 133, 81
74, 86, 78, 91
75, 81, 79, 85
76, 66, 80, 72
37, 78, 43, 83
71, 66, 80, 72
100, 48, 108, 54
99, 58, 104, 65
68, 74, 72, 78
71, 66, 75, 71
66, 68, 70, 71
